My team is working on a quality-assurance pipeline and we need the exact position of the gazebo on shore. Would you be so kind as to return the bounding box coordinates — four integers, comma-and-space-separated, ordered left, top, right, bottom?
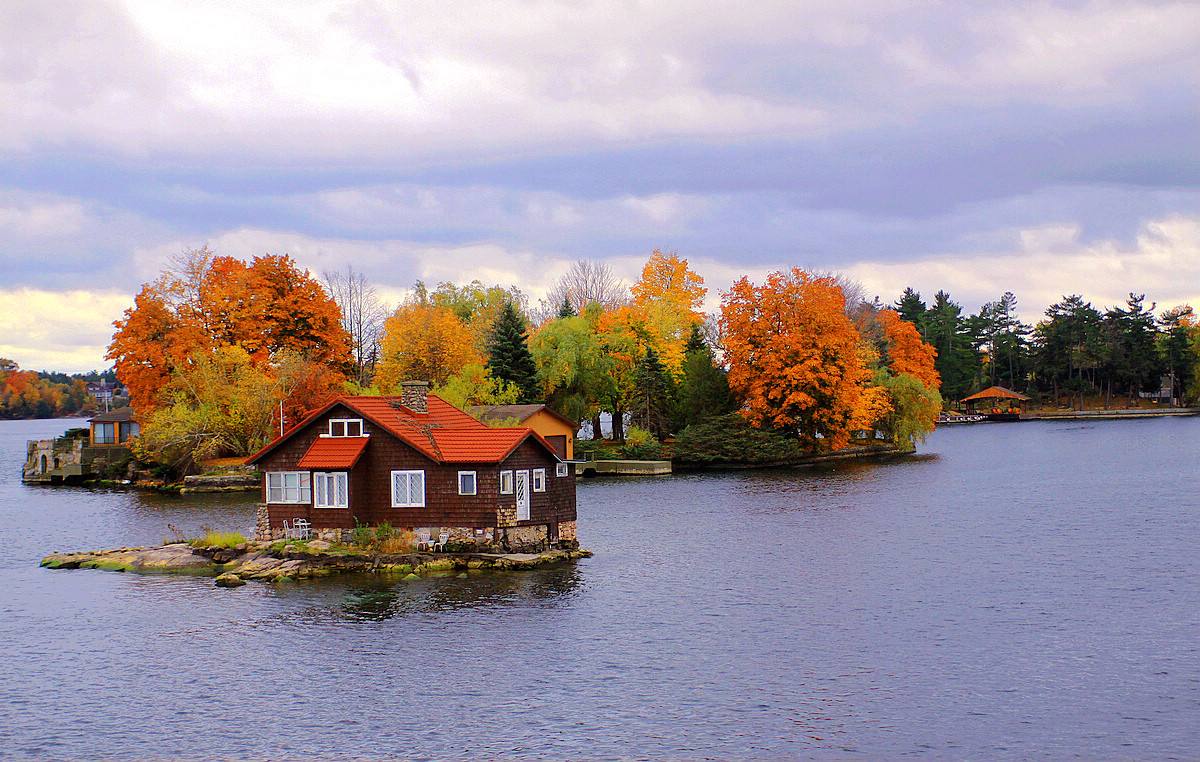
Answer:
960, 386, 1030, 421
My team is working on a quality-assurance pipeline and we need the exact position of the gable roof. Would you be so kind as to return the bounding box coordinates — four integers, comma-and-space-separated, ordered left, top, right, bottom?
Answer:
246, 393, 561, 466
297, 436, 370, 469
961, 385, 1030, 403
470, 403, 577, 429
89, 407, 135, 423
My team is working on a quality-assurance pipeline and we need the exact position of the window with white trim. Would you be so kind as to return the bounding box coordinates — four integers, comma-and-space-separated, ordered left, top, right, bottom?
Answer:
328, 418, 364, 437
556, 462, 569, 477
499, 470, 513, 495
391, 470, 425, 507
267, 471, 311, 504
458, 470, 477, 496
313, 472, 348, 508
533, 468, 546, 492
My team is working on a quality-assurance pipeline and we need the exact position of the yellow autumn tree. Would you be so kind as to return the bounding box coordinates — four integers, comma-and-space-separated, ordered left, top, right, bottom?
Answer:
720, 268, 890, 450
629, 250, 707, 372
376, 303, 482, 389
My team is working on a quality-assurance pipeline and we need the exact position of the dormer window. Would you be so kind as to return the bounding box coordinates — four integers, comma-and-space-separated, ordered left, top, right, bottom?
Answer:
328, 418, 364, 437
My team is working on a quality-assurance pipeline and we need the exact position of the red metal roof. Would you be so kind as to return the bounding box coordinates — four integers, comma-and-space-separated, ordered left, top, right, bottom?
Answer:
246, 393, 559, 466
431, 427, 531, 463
297, 436, 370, 469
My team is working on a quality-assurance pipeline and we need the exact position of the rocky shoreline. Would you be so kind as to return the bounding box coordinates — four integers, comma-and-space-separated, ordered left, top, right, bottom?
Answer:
40, 540, 592, 587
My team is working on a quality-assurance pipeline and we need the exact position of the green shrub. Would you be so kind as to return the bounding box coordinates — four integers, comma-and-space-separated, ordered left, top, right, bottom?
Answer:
352, 522, 374, 548
672, 414, 810, 466
619, 426, 662, 459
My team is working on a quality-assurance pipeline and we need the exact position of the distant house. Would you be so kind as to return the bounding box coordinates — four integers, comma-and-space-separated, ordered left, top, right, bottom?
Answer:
23, 408, 139, 483
86, 380, 124, 406
470, 404, 577, 460
245, 382, 577, 551
89, 408, 140, 447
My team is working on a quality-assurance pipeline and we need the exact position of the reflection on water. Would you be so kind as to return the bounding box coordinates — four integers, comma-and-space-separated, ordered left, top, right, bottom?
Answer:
335, 567, 584, 622
2, 417, 1199, 759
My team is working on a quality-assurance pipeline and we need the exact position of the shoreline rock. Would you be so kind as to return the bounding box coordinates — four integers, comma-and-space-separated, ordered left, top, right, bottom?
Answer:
40, 541, 592, 585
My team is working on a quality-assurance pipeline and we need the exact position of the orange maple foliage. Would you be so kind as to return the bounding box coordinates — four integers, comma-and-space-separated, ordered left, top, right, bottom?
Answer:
629, 250, 707, 372
720, 268, 891, 450
107, 252, 350, 416
375, 303, 482, 389
877, 309, 940, 389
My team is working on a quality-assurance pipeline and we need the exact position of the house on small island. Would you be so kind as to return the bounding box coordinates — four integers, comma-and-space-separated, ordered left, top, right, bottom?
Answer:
245, 382, 577, 551
23, 407, 140, 483
469, 403, 577, 459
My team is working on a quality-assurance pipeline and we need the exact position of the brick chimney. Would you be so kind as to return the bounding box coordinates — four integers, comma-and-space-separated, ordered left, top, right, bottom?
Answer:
400, 380, 429, 413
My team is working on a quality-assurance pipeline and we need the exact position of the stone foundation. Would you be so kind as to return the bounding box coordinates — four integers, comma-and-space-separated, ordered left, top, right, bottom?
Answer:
558, 520, 577, 542
497, 505, 518, 528
254, 504, 271, 542
255, 509, 569, 553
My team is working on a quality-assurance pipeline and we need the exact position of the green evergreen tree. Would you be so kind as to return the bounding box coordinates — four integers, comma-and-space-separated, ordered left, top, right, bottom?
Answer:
629, 346, 676, 439
486, 300, 540, 403
1104, 293, 1163, 402
924, 290, 979, 401
1158, 305, 1196, 404
557, 297, 577, 319
676, 324, 734, 428
894, 287, 929, 337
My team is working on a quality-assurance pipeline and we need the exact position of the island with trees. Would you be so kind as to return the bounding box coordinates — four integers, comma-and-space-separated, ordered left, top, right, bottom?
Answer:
23, 244, 1200, 483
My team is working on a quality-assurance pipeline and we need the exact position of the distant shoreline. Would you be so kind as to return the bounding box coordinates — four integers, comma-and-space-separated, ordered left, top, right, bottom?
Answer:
1022, 407, 1200, 421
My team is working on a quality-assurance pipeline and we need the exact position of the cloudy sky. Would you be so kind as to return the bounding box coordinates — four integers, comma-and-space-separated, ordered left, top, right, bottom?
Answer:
1, 0, 1197, 372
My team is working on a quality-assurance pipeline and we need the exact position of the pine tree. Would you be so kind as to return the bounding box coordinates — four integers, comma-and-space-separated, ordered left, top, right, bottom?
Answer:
486, 301, 540, 403
629, 346, 676, 439
677, 325, 734, 428
924, 290, 979, 401
894, 287, 928, 337
557, 297, 577, 319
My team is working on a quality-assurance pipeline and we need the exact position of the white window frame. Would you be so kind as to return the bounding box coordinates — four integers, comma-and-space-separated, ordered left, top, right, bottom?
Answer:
533, 468, 546, 492
499, 470, 514, 495
267, 471, 311, 504
390, 470, 426, 508
327, 418, 364, 438
458, 470, 477, 496
556, 462, 569, 477
313, 472, 349, 509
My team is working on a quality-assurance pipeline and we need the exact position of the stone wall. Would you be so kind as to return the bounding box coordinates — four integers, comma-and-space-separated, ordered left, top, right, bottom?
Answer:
254, 504, 271, 542
558, 520, 577, 542
498, 524, 549, 552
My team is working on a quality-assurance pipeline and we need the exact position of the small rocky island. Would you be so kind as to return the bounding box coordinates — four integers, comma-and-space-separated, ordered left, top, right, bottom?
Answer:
41, 539, 592, 587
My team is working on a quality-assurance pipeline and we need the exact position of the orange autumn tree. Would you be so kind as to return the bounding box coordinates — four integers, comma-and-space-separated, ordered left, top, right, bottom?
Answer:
629, 250, 707, 372
108, 248, 350, 421
877, 308, 940, 389
375, 302, 482, 389
720, 268, 890, 450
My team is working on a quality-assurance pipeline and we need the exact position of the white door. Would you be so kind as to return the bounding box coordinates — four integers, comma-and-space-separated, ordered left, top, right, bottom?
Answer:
515, 470, 530, 521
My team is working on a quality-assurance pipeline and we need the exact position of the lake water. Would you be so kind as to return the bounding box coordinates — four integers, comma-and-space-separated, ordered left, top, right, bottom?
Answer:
1, 417, 1197, 759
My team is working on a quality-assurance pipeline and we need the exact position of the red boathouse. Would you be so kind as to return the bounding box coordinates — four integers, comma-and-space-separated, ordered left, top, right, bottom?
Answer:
245, 381, 577, 552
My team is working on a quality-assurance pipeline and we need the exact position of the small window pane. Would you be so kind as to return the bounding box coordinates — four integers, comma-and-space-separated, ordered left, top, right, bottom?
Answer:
330, 420, 345, 437
459, 471, 476, 495
500, 470, 513, 495
346, 420, 362, 437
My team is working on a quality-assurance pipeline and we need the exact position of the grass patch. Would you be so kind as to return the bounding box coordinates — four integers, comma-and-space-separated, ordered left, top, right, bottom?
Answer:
189, 530, 247, 549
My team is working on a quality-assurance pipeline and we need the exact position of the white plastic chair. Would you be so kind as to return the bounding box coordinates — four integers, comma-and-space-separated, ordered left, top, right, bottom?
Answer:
281, 519, 292, 539
434, 531, 449, 552
415, 529, 432, 551
293, 518, 311, 540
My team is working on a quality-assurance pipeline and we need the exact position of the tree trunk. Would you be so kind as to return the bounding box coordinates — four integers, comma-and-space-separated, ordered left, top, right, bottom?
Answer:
591, 413, 604, 441
612, 407, 625, 442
